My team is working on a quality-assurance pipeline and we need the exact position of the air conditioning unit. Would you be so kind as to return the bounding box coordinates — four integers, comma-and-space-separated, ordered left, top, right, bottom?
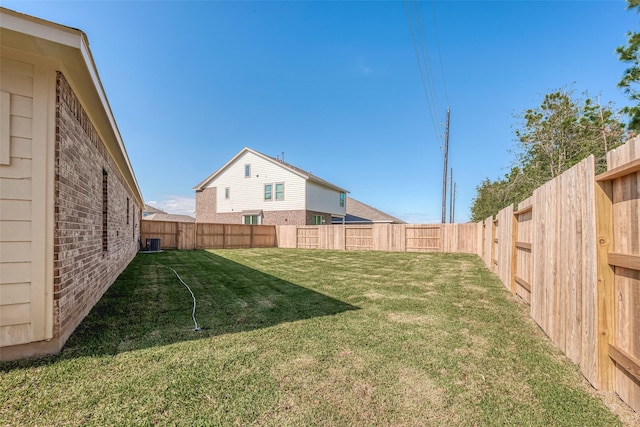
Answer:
146, 238, 161, 252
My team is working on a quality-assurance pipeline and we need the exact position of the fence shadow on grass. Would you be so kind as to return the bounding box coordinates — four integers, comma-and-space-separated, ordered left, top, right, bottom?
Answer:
58, 250, 359, 358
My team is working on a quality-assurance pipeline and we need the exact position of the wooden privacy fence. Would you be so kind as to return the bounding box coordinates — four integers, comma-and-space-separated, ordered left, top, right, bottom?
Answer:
275, 223, 482, 254
140, 221, 276, 250
141, 222, 482, 254
481, 135, 640, 412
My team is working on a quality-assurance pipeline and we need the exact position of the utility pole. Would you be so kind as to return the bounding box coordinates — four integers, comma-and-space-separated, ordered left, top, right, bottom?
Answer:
449, 168, 453, 223
441, 107, 450, 224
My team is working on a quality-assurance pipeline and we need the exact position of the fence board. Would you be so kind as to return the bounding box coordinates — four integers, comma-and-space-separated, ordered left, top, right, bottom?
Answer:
178, 223, 195, 250
196, 223, 225, 249
483, 217, 493, 268
296, 227, 319, 249
406, 226, 440, 252
140, 221, 178, 249
442, 223, 482, 254
514, 197, 533, 304
275, 225, 297, 248
271, 223, 479, 254
577, 158, 598, 388
345, 226, 373, 251
607, 136, 640, 412
141, 220, 277, 250
494, 206, 513, 289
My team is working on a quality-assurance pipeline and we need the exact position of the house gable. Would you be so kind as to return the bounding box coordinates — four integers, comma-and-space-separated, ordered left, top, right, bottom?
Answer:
194, 147, 347, 224
204, 150, 307, 213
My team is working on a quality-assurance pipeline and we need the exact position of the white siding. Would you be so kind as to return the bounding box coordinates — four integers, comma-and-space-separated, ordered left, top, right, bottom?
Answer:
306, 181, 346, 216
206, 151, 307, 213
0, 57, 34, 347
0, 56, 54, 348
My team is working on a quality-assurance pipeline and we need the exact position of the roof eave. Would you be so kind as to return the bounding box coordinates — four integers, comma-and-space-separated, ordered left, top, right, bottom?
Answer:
0, 7, 144, 207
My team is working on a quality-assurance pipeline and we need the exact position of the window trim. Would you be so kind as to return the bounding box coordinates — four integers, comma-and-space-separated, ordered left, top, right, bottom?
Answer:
340, 191, 345, 207
243, 214, 260, 225
225, 187, 230, 199
312, 215, 326, 225
264, 183, 272, 201
275, 182, 284, 201
244, 164, 251, 178
102, 168, 108, 253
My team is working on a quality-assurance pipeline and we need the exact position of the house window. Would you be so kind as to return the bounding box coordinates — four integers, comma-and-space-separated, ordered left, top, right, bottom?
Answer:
275, 183, 284, 200
225, 187, 230, 199
102, 169, 108, 252
245, 164, 251, 178
243, 215, 260, 225
264, 184, 272, 201
126, 197, 130, 225
312, 215, 326, 225
340, 192, 345, 207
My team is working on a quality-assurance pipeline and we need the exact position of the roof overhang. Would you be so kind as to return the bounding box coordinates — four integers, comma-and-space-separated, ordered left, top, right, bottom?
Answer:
241, 209, 263, 216
0, 7, 144, 207
194, 147, 348, 194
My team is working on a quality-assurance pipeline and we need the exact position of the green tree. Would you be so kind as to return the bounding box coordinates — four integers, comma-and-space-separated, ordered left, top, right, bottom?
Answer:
617, 0, 640, 131
516, 90, 625, 178
470, 89, 625, 221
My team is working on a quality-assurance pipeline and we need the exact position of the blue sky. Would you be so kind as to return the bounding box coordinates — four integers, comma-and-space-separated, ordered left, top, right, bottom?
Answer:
4, 1, 636, 222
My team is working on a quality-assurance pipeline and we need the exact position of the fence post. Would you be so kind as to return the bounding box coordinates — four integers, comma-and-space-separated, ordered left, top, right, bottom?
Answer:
491, 218, 497, 272
510, 212, 518, 295
595, 179, 615, 391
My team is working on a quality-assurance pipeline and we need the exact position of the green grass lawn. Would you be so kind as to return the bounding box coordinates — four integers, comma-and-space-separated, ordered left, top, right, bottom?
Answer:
0, 249, 623, 426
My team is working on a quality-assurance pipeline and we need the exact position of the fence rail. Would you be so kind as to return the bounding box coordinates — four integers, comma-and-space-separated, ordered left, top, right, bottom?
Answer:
275, 223, 481, 254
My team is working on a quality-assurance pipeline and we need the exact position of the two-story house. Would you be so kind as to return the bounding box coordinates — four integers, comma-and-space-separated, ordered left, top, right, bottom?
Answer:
194, 148, 347, 225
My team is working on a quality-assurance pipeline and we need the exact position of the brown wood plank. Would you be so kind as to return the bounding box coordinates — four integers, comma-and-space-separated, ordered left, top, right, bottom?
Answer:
515, 241, 532, 251
609, 344, 640, 383
514, 275, 531, 292
513, 205, 533, 215
511, 211, 518, 294
595, 179, 615, 391
595, 158, 640, 182
608, 253, 640, 271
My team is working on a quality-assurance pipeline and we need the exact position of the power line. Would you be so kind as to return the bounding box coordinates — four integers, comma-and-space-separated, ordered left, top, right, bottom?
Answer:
413, 0, 444, 120
429, 0, 450, 105
403, 0, 443, 142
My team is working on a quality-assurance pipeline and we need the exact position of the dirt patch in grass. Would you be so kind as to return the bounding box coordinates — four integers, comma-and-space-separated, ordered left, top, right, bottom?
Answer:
387, 312, 439, 326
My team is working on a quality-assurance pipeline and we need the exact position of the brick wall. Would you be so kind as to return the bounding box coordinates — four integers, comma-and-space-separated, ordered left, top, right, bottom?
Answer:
263, 209, 308, 225
53, 72, 140, 346
195, 187, 217, 223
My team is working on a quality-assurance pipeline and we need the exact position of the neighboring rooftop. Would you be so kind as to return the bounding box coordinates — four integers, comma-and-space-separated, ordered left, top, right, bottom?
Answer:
333, 197, 406, 224
143, 204, 166, 215
144, 213, 195, 223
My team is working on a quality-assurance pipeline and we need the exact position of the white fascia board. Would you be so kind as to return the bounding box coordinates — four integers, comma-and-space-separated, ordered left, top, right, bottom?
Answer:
77, 36, 144, 204
0, 9, 80, 49
193, 147, 250, 190
1, 8, 144, 206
